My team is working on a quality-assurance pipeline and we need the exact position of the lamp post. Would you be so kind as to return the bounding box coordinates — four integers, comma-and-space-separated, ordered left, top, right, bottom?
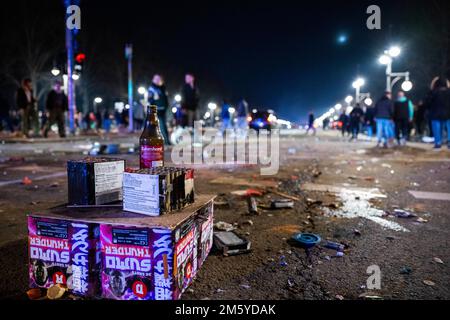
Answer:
138, 86, 148, 108
379, 46, 412, 92
352, 78, 365, 103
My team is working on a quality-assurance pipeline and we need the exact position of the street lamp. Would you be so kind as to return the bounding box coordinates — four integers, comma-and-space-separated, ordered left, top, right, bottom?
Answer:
364, 97, 373, 106
335, 103, 342, 111
379, 46, 412, 92
352, 78, 365, 103
208, 102, 217, 111
138, 86, 148, 106
138, 86, 146, 95
94, 97, 103, 104
51, 67, 61, 77
345, 95, 354, 104
174, 94, 182, 103
72, 73, 80, 81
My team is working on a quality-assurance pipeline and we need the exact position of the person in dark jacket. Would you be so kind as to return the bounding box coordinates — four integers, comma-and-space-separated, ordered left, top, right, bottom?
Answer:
393, 90, 414, 146
364, 106, 376, 139
148, 74, 170, 144
425, 77, 450, 149
16, 78, 39, 138
349, 103, 364, 141
181, 73, 200, 128
43, 81, 68, 138
338, 111, 349, 137
306, 111, 316, 135
374, 91, 394, 148
414, 100, 426, 137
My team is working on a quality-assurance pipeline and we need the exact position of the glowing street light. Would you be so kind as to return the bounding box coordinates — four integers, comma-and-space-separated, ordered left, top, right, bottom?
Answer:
51, 67, 61, 77
345, 95, 354, 104
138, 86, 147, 95
329, 107, 335, 114
388, 46, 401, 58
72, 73, 80, 81
208, 102, 217, 111
364, 97, 373, 106
335, 103, 342, 111
401, 80, 413, 92
94, 97, 103, 104
174, 94, 182, 103
352, 78, 365, 89
379, 54, 392, 65
172, 107, 177, 114
228, 107, 236, 115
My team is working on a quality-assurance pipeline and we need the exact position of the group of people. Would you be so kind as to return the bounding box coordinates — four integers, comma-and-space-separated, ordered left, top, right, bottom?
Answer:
0, 78, 69, 138
334, 76, 450, 150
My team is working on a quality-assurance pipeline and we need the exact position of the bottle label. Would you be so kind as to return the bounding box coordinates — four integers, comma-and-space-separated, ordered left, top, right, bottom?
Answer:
140, 145, 164, 168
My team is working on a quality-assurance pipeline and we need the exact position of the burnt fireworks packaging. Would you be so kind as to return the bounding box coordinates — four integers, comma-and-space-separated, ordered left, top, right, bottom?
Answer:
123, 167, 194, 216
100, 195, 214, 300
28, 215, 101, 297
67, 157, 125, 206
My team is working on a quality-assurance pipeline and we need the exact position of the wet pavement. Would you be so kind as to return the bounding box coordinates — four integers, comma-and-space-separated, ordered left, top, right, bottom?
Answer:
0, 131, 449, 299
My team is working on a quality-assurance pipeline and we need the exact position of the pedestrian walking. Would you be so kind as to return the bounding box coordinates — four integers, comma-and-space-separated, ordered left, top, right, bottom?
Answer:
349, 103, 364, 141
0, 93, 14, 134
306, 111, 316, 135
148, 74, 170, 144
374, 91, 394, 148
338, 111, 349, 137
181, 73, 200, 129
425, 77, 450, 150
16, 78, 39, 138
43, 81, 68, 138
393, 90, 414, 146
364, 105, 376, 139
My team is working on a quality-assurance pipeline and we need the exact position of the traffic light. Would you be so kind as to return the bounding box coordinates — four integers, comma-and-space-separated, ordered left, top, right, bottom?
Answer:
74, 52, 86, 72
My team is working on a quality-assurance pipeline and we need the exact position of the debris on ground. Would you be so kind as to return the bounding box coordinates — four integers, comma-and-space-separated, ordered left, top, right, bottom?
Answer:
267, 189, 301, 202
335, 294, 344, 300
415, 217, 428, 223
247, 197, 259, 215
291, 233, 321, 249
423, 280, 436, 287
353, 229, 361, 236
46, 284, 67, 300
306, 198, 323, 206
393, 209, 417, 218
270, 199, 294, 209
433, 257, 444, 264
241, 220, 254, 226
22, 176, 33, 185
214, 221, 235, 232
26, 288, 45, 300
214, 231, 251, 256
359, 293, 383, 300
231, 189, 263, 197
400, 266, 412, 275
323, 240, 345, 252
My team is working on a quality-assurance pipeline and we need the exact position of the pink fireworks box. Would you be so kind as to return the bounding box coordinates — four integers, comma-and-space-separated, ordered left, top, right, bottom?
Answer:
27, 194, 214, 300
27, 215, 101, 297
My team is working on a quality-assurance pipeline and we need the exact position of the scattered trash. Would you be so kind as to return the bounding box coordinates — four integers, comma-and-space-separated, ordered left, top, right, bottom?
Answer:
49, 182, 59, 188
312, 169, 322, 178
356, 166, 363, 172
240, 284, 251, 290
335, 294, 344, 300
323, 240, 345, 252
381, 163, 392, 168
268, 189, 301, 202
415, 217, 428, 223
27, 288, 44, 300
214, 221, 235, 232
216, 289, 226, 293
247, 197, 259, 215
393, 209, 417, 219
423, 280, 435, 287
279, 256, 288, 267
364, 176, 375, 182
353, 229, 361, 236
335, 251, 344, 257
30, 201, 40, 206
291, 233, 321, 249
400, 266, 412, 275
214, 231, 251, 256
433, 257, 444, 264
358, 293, 383, 300
306, 198, 323, 206
231, 189, 263, 197
186, 288, 195, 294
270, 199, 294, 209
288, 148, 297, 155
46, 284, 67, 300
241, 220, 254, 226
22, 176, 33, 185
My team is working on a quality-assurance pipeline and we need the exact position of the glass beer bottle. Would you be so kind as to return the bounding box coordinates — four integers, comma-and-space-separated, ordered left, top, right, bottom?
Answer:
140, 105, 165, 168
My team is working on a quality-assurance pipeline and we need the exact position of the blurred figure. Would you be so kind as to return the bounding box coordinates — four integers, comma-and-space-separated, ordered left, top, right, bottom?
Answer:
220, 100, 232, 134
364, 105, 376, 139
16, 78, 39, 138
338, 111, 349, 137
306, 111, 316, 135
349, 103, 364, 141
393, 90, 414, 146
148, 74, 170, 144
425, 77, 450, 150
181, 73, 200, 128
322, 117, 330, 130
103, 109, 112, 134
133, 101, 145, 131
374, 91, 394, 148
236, 98, 249, 137
0, 92, 14, 134
414, 100, 426, 138
43, 81, 68, 138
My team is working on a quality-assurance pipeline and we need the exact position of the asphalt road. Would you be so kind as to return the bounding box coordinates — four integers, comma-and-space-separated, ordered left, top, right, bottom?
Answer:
0, 131, 449, 300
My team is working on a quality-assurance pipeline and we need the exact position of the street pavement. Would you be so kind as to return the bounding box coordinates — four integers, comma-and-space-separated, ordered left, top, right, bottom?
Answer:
0, 130, 449, 299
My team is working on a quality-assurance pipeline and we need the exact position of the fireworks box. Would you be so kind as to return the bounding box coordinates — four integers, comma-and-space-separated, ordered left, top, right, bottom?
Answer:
28, 216, 101, 297
67, 157, 125, 206
27, 194, 214, 300
123, 167, 194, 216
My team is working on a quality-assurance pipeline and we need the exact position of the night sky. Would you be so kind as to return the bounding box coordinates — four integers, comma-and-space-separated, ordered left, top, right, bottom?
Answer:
2, 0, 448, 123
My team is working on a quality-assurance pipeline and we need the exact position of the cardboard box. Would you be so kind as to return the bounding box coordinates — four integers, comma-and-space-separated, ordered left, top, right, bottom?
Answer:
123, 167, 194, 216
67, 157, 125, 206
27, 216, 101, 297
28, 194, 214, 300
